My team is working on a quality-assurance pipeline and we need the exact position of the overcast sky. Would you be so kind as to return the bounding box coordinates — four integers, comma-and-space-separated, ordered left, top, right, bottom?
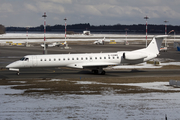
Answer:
0, 0, 180, 27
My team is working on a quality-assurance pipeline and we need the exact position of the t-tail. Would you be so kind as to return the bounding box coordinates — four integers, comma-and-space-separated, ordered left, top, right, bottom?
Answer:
122, 35, 169, 61
145, 35, 169, 55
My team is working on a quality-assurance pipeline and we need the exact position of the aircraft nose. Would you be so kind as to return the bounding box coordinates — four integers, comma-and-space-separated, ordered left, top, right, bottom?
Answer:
6, 61, 20, 68
6, 63, 14, 68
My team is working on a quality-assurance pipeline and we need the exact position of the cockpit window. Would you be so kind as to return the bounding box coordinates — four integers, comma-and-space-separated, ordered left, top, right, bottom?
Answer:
20, 57, 29, 61
25, 58, 29, 61
20, 57, 25, 61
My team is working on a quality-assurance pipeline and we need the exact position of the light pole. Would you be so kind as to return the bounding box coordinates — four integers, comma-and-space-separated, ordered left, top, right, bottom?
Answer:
64, 18, 67, 40
125, 28, 129, 45
42, 12, 47, 54
164, 20, 169, 47
144, 16, 149, 47
26, 27, 28, 47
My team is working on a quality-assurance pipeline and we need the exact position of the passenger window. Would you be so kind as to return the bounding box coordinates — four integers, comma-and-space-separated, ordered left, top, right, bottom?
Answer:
95, 57, 97, 59
72, 58, 74, 60
81, 58, 83, 60
40, 59, 43, 61
45, 59, 46, 61
54, 59, 56, 61
104, 57, 106, 59
63, 58, 65, 61
86, 57, 88, 60
59, 58, 61, 61
49, 59, 51, 61
77, 58, 78, 60
109, 57, 110, 59
113, 57, 114, 59
68, 58, 70, 60
100, 57, 102, 59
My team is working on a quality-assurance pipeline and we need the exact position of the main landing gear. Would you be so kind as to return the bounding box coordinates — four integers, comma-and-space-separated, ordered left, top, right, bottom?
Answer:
92, 69, 106, 75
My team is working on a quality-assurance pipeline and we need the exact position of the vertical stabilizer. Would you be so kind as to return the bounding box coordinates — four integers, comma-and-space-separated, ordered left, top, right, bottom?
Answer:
146, 35, 168, 54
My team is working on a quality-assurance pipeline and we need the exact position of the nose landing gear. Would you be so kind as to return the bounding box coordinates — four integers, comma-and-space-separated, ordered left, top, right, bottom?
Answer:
16, 72, 20, 76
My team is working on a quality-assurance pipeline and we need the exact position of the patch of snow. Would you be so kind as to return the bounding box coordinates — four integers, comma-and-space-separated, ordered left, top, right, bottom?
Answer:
1, 81, 180, 119
0, 86, 24, 95
111, 62, 180, 69
160, 62, 180, 66
1, 88, 180, 119
120, 82, 180, 91
9, 81, 27, 84
50, 79, 68, 82
112, 62, 162, 69
76, 81, 105, 85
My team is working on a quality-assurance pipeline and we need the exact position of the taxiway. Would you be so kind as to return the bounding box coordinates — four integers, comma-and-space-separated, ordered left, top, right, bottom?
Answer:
0, 43, 180, 79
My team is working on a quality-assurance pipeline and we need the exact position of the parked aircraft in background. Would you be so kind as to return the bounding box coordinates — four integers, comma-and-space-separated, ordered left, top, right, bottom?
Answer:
41, 41, 66, 48
160, 46, 167, 52
6, 35, 168, 75
93, 37, 105, 45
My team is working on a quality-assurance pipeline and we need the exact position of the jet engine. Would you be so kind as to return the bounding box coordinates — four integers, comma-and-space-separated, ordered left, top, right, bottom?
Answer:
123, 52, 147, 60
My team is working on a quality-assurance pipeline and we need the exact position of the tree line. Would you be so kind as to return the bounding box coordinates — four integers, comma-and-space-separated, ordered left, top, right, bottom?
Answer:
4, 23, 180, 34
0, 24, 5, 34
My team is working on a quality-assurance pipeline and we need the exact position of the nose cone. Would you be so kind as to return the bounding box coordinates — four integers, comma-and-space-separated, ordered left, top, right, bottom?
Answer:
6, 64, 11, 68
6, 61, 21, 68
6, 62, 15, 68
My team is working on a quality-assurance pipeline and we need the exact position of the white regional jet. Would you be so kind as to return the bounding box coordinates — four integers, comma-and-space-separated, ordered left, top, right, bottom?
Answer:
6, 35, 168, 75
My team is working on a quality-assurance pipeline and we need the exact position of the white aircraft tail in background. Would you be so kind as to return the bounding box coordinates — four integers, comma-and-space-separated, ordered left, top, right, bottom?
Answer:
6, 35, 168, 75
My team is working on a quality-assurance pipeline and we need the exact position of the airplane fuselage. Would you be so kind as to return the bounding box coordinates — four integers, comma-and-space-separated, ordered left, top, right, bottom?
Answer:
6, 35, 169, 75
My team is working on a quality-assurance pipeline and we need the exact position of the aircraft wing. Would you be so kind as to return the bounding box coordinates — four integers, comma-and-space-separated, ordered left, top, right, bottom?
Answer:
67, 62, 118, 69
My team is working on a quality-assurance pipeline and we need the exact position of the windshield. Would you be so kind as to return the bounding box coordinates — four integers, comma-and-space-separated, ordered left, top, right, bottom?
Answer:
20, 57, 29, 61
20, 57, 25, 61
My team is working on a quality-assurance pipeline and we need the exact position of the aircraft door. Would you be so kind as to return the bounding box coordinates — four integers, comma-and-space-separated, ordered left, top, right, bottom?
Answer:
24, 57, 30, 67
32, 56, 37, 67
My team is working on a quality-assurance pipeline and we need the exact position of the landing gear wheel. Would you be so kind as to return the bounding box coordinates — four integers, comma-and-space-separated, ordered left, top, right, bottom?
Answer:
92, 70, 98, 74
16, 72, 20, 76
101, 70, 106, 75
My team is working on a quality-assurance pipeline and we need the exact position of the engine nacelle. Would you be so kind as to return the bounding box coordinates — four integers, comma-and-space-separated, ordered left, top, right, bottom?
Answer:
123, 52, 147, 60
